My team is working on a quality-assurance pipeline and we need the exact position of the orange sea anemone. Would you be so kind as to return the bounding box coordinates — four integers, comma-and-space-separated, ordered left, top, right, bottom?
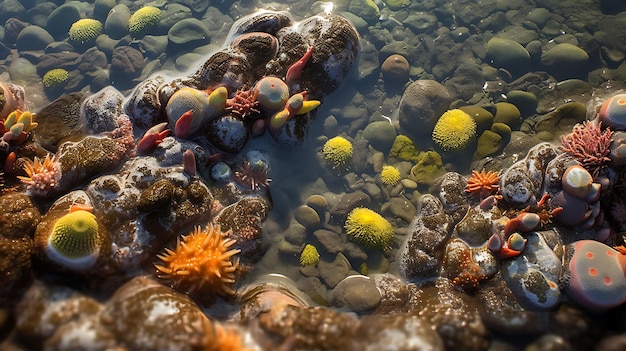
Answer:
155, 224, 240, 296
465, 169, 500, 200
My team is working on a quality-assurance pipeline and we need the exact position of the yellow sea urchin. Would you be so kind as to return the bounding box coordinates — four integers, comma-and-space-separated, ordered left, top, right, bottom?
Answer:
300, 244, 320, 267
68, 18, 102, 44
323, 136, 353, 170
432, 109, 477, 152
155, 224, 240, 296
129, 6, 162, 38
380, 165, 401, 186
42, 68, 69, 89
45, 209, 103, 271
345, 207, 394, 250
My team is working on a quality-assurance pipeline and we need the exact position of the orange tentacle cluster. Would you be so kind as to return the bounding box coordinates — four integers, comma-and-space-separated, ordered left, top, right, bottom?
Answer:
155, 224, 240, 296
465, 169, 500, 200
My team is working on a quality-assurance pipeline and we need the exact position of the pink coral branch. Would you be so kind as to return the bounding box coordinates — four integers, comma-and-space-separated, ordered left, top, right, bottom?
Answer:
559, 120, 613, 177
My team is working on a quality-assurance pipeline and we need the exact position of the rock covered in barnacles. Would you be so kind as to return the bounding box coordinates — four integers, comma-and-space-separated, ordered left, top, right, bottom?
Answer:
412, 278, 490, 351
32, 92, 86, 151
80, 86, 127, 134
203, 112, 249, 154
396, 194, 451, 281
500, 142, 557, 208
214, 196, 271, 260
501, 230, 563, 310
124, 75, 166, 129
225, 10, 293, 40
84, 156, 214, 272
14, 280, 104, 346
98, 276, 209, 350
54, 134, 133, 195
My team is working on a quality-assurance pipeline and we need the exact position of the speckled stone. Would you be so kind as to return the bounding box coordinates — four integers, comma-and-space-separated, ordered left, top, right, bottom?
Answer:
412, 278, 489, 350
99, 276, 208, 350
15, 280, 104, 342
501, 231, 562, 311
356, 313, 444, 350
0, 193, 41, 239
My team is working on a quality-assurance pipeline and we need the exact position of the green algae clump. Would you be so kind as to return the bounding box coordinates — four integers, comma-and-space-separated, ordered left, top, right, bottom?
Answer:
323, 136, 353, 169
345, 207, 394, 250
410, 151, 446, 186
432, 109, 477, 152
300, 244, 320, 267
380, 165, 401, 186
129, 6, 162, 38
68, 18, 103, 44
42, 68, 69, 89
389, 134, 421, 163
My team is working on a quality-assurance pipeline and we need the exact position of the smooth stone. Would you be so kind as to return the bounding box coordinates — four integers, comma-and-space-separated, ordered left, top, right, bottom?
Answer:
459, 105, 494, 134
157, 4, 192, 36
475, 130, 503, 159
493, 102, 522, 129
104, 4, 130, 40
314, 229, 344, 254
16, 25, 54, 52
305, 195, 328, 214
526, 8, 550, 27
348, 0, 380, 23
319, 253, 352, 288
93, 0, 117, 22
381, 54, 410, 86
486, 37, 530, 76
137, 35, 168, 59
284, 223, 307, 246
381, 197, 416, 223
331, 275, 382, 312
0, 0, 26, 24
362, 120, 396, 154
294, 205, 321, 230
46, 4, 81, 39
167, 18, 210, 48
541, 43, 589, 80
507, 90, 538, 117
26, 3, 57, 29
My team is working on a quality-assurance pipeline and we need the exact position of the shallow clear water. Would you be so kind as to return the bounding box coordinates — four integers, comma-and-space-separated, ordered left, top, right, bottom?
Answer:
3, 0, 626, 349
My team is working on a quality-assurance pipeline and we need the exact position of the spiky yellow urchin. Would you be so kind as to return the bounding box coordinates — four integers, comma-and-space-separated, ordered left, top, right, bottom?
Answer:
345, 207, 394, 250
380, 165, 401, 186
323, 136, 353, 170
300, 244, 320, 267
155, 224, 240, 296
432, 109, 477, 152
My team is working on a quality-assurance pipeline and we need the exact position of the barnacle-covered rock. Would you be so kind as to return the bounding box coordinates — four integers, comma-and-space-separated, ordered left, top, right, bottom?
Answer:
397, 194, 451, 281
413, 278, 490, 350
501, 231, 562, 310
0, 192, 41, 239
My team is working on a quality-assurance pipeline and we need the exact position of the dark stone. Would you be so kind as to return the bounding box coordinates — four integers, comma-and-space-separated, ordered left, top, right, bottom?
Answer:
110, 46, 145, 83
